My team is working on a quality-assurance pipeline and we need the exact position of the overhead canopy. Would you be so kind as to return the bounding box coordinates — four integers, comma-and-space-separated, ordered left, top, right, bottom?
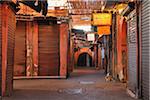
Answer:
20, 0, 48, 16
3, 0, 48, 16
67, 0, 128, 15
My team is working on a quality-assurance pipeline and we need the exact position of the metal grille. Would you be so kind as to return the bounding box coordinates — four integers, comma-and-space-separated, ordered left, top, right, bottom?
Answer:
38, 22, 60, 76
127, 10, 138, 94
141, 0, 150, 100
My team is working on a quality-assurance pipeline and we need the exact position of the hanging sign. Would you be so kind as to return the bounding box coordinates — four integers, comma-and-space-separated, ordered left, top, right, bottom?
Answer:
87, 33, 95, 42
97, 26, 111, 35
92, 13, 112, 25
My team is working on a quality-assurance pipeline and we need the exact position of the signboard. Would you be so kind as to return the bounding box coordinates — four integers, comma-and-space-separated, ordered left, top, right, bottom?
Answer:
92, 13, 112, 25
97, 26, 111, 35
72, 15, 92, 26
87, 33, 95, 41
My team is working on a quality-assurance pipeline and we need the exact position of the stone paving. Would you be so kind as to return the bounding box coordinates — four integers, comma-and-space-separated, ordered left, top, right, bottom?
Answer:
3, 68, 136, 100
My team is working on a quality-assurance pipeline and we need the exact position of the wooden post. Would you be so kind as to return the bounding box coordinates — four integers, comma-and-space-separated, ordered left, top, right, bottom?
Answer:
2, 3, 8, 96
94, 44, 98, 69
98, 47, 102, 69
26, 21, 33, 76
32, 21, 38, 76
59, 23, 68, 77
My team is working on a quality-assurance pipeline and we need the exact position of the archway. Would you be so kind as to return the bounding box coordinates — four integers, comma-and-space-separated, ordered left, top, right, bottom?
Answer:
77, 53, 92, 67
74, 48, 94, 66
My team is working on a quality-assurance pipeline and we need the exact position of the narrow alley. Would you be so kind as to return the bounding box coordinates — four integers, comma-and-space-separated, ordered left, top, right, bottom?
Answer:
4, 69, 134, 100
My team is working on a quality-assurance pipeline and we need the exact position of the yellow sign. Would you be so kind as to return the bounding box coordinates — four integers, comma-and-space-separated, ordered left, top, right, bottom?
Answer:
98, 26, 111, 35
92, 13, 112, 25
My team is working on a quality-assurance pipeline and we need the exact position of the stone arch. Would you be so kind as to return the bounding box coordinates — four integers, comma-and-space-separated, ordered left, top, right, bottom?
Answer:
74, 48, 94, 66
77, 52, 92, 67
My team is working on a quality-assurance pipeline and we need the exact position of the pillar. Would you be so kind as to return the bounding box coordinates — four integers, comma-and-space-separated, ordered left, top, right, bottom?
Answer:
26, 21, 33, 76
59, 23, 68, 77
94, 44, 98, 69
32, 21, 38, 76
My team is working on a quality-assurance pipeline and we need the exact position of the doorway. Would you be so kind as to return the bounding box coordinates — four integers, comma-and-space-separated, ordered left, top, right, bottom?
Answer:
77, 53, 92, 67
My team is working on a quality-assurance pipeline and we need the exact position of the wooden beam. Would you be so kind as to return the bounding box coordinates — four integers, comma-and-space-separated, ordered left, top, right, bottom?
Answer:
2, 3, 8, 96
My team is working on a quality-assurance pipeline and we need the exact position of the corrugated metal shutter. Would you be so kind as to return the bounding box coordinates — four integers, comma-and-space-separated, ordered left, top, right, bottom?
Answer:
141, 1, 150, 100
6, 7, 15, 96
38, 22, 60, 76
0, 4, 2, 96
127, 10, 138, 94
14, 21, 26, 76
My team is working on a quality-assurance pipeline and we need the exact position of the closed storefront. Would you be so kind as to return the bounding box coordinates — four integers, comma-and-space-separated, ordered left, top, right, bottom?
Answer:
13, 19, 69, 78
38, 21, 60, 76
127, 9, 138, 95
14, 21, 26, 76
141, 0, 150, 100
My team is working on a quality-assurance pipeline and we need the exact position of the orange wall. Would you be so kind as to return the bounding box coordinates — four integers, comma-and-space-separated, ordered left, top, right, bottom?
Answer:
116, 15, 127, 81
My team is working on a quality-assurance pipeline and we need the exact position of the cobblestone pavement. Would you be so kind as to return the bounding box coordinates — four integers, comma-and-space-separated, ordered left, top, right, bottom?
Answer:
3, 68, 136, 100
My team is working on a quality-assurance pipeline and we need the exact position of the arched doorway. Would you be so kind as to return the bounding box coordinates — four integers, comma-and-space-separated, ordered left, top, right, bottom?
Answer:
77, 53, 92, 67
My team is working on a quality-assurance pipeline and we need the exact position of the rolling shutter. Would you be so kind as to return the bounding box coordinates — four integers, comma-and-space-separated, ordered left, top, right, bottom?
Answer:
14, 21, 26, 76
141, 1, 150, 100
38, 22, 60, 76
127, 10, 138, 94
6, 7, 16, 96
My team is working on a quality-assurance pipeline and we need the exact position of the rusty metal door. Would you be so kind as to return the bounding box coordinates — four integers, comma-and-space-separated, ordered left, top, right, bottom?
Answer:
38, 22, 60, 76
14, 21, 26, 76
127, 10, 138, 94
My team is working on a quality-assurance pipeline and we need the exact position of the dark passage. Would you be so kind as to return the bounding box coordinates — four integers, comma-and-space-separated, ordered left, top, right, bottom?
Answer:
77, 53, 92, 67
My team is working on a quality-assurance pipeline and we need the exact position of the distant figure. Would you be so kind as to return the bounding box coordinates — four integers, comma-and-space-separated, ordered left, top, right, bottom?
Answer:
101, 47, 105, 69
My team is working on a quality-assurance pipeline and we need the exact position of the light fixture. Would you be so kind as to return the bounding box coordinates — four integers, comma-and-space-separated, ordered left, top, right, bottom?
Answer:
101, 1, 104, 5
101, 6, 105, 11
130, 0, 134, 2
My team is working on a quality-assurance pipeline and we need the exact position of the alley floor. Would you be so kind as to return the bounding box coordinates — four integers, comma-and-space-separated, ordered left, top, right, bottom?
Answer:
3, 68, 135, 100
